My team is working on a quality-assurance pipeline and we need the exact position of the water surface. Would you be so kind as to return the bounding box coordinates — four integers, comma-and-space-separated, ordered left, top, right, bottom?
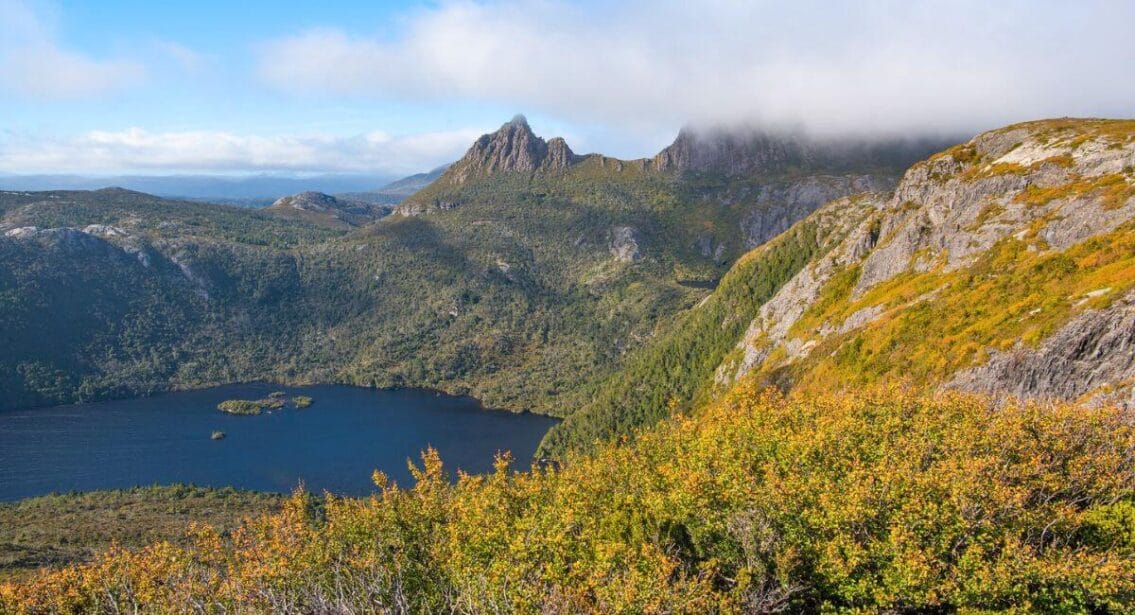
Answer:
0, 384, 558, 501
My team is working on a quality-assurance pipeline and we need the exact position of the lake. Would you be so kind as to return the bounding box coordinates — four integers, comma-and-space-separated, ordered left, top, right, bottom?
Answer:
0, 384, 559, 502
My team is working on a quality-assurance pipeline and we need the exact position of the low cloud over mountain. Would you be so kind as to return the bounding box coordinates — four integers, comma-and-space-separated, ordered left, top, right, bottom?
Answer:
257, 0, 1135, 138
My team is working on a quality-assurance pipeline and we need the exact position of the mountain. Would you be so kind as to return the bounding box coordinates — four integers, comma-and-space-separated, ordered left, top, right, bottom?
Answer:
0, 117, 935, 415
336, 165, 450, 206
6, 119, 1135, 612
266, 191, 392, 227
399, 116, 943, 250
0, 174, 395, 201
541, 118, 1135, 455
652, 126, 955, 176
447, 114, 579, 180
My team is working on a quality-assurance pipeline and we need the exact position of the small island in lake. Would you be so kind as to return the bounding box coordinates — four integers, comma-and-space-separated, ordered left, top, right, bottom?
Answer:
257, 397, 285, 410
216, 400, 262, 415
217, 394, 314, 414
211, 431, 226, 440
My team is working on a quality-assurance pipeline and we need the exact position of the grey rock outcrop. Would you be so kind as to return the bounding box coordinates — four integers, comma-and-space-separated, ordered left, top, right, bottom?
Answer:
855, 122, 1135, 295
739, 175, 891, 249
718, 194, 888, 385
270, 191, 342, 213
720, 119, 1135, 401
609, 226, 643, 262
448, 115, 580, 185
949, 288, 1135, 407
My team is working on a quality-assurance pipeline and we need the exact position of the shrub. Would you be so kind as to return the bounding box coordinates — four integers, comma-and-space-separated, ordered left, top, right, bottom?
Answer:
6, 384, 1133, 612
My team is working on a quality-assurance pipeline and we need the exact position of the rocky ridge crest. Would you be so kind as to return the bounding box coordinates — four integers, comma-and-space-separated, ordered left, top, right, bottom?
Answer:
718, 118, 1135, 405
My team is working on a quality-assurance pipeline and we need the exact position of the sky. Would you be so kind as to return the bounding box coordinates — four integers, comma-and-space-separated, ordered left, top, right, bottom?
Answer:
1, 0, 1133, 177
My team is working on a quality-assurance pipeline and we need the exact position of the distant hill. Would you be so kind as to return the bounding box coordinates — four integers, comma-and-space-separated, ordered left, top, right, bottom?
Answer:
336, 165, 450, 206
0, 173, 397, 201
265, 191, 392, 228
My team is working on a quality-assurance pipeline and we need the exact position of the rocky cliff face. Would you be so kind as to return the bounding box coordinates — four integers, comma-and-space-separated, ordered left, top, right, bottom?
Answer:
718, 119, 1135, 405
735, 175, 892, 248
948, 287, 1135, 407
446, 115, 580, 185
396, 116, 588, 215
652, 128, 804, 175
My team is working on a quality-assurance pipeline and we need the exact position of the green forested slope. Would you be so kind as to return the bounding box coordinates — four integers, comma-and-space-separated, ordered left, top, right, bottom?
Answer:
1, 122, 928, 417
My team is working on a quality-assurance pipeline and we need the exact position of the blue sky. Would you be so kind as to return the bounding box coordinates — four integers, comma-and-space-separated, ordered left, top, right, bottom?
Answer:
2, 0, 1133, 177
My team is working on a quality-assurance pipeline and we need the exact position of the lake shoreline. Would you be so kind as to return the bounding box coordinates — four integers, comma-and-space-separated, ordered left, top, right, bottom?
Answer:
0, 380, 559, 420
0, 384, 559, 502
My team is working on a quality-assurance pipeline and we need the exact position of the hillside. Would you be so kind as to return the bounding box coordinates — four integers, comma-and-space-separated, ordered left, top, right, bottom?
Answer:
265, 191, 391, 228
543, 118, 1135, 455
729, 119, 1135, 400
4, 120, 1135, 611
0, 118, 934, 416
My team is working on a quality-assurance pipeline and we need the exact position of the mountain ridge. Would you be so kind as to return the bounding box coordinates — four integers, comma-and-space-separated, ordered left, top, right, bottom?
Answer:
0, 115, 940, 416
538, 117, 1135, 456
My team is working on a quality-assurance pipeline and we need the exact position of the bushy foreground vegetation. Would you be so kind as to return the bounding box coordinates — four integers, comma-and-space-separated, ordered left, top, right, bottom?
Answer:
5, 384, 1133, 612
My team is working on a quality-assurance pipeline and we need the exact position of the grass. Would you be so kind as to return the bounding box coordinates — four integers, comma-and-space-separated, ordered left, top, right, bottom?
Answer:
0, 486, 282, 581
772, 222, 1135, 392
1015, 172, 1134, 210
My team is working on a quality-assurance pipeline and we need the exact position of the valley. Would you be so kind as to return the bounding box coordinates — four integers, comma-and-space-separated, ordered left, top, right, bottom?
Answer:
3, 117, 1135, 612
0, 117, 941, 431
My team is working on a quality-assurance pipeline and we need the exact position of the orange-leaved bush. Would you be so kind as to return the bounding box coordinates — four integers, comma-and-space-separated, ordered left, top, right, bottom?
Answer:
3, 382, 1133, 612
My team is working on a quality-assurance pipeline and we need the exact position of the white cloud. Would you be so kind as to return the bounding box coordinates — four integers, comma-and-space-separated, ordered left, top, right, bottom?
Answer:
0, 0, 144, 99
0, 127, 482, 174
155, 40, 207, 74
256, 0, 1135, 137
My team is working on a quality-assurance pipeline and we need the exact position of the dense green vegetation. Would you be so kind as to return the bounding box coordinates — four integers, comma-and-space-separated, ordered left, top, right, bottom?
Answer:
292, 395, 313, 408
5, 385, 1132, 611
0, 486, 282, 581
0, 156, 898, 423
216, 400, 263, 415
538, 215, 833, 456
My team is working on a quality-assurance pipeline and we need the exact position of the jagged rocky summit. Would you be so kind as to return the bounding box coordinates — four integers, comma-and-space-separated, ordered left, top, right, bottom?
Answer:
448, 115, 579, 184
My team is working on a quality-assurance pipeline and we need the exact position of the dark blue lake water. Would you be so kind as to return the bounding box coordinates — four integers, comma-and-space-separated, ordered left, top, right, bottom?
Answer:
0, 384, 558, 501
